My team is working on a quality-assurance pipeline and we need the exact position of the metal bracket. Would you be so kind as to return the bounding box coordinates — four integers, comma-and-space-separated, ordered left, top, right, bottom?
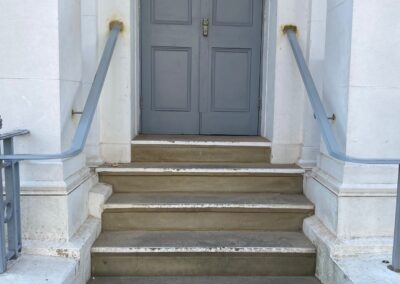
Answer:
328, 114, 336, 121
283, 25, 298, 34
313, 113, 336, 121
109, 20, 124, 32
72, 110, 83, 115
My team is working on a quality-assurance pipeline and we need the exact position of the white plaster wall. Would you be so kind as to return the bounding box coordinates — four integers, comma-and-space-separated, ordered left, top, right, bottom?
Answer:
261, 0, 312, 163
299, 0, 327, 166
346, 0, 400, 159
80, 0, 102, 165
322, 0, 353, 152
306, 0, 400, 239
98, 0, 133, 163
0, 0, 61, 154
0, 0, 98, 241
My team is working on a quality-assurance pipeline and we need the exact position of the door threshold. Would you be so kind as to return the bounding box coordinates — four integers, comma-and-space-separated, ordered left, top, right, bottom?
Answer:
132, 135, 271, 147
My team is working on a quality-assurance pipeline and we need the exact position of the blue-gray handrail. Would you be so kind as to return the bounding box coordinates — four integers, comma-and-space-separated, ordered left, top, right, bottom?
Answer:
284, 26, 400, 273
284, 27, 400, 165
0, 21, 123, 161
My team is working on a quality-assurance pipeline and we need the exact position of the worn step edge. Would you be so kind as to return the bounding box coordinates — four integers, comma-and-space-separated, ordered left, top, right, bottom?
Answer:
104, 203, 314, 211
97, 167, 304, 174
91, 231, 316, 254
104, 193, 314, 211
91, 246, 315, 254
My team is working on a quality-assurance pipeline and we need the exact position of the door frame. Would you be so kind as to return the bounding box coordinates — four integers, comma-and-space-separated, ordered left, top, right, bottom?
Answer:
135, 0, 269, 136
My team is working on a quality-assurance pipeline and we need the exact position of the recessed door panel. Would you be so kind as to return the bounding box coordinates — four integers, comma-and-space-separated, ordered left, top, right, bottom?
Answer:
211, 48, 251, 112
151, 0, 192, 25
152, 47, 192, 111
213, 0, 253, 26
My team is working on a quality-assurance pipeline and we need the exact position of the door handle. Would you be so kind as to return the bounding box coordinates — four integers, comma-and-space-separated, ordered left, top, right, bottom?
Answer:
202, 18, 209, 37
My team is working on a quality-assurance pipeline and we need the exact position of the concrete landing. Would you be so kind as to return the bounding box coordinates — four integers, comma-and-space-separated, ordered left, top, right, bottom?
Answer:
0, 255, 77, 284
89, 276, 321, 284
335, 254, 400, 284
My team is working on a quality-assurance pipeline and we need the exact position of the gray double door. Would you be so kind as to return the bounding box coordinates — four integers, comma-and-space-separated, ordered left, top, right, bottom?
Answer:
141, 0, 263, 135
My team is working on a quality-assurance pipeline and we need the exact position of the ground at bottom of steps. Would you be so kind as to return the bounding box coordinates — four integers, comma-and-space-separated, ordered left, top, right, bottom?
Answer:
89, 276, 321, 284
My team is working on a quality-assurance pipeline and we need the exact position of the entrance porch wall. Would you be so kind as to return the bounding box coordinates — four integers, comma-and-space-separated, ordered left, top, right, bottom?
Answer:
305, 0, 400, 241
98, 0, 134, 164
0, 0, 93, 241
299, 0, 327, 167
81, 0, 103, 166
97, 0, 321, 165
261, 0, 312, 164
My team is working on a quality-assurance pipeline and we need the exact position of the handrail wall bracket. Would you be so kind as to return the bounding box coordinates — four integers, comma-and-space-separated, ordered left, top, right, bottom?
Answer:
109, 20, 124, 32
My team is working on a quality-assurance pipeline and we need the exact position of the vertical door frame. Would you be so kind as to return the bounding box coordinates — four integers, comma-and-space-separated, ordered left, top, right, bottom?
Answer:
136, 0, 269, 136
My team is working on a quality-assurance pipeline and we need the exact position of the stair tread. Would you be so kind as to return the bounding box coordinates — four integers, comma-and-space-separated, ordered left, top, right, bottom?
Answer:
92, 231, 315, 254
104, 192, 314, 211
89, 276, 320, 284
133, 134, 270, 144
97, 162, 304, 174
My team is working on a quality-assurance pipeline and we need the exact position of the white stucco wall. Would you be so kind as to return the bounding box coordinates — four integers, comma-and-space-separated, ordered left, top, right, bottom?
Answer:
261, 0, 318, 164
80, 0, 102, 165
0, 0, 94, 241
305, 0, 400, 239
98, 0, 134, 163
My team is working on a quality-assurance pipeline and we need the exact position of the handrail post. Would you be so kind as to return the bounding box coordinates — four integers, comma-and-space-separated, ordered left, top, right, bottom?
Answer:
390, 165, 400, 272
3, 138, 20, 260
0, 157, 6, 273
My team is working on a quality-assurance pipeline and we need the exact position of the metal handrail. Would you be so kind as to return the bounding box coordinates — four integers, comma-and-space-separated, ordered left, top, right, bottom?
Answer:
284, 26, 400, 272
0, 130, 29, 141
0, 21, 123, 161
284, 27, 400, 164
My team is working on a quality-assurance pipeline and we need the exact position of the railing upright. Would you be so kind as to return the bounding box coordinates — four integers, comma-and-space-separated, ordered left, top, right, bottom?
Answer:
0, 150, 6, 272
0, 131, 28, 273
392, 166, 400, 272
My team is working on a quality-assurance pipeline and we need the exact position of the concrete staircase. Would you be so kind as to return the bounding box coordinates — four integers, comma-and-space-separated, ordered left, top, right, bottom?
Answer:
90, 135, 318, 283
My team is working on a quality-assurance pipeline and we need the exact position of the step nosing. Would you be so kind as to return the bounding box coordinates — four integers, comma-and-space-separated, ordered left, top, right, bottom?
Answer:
96, 167, 304, 174
131, 140, 271, 147
91, 246, 316, 254
103, 203, 314, 210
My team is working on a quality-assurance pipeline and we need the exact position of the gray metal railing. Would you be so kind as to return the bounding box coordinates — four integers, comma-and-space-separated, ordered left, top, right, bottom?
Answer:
0, 130, 28, 272
0, 21, 123, 272
283, 25, 400, 272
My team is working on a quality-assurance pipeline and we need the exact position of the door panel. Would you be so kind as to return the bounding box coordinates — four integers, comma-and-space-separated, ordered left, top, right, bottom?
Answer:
141, 0, 263, 135
211, 48, 252, 112
212, 0, 254, 26
200, 0, 263, 135
152, 47, 192, 111
151, 0, 192, 25
141, 0, 200, 134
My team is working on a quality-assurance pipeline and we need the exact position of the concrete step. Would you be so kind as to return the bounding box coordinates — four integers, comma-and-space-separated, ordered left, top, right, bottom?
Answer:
91, 231, 316, 277
102, 192, 314, 231
132, 135, 271, 163
98, 163, 304, 194
89, 276, 321, 284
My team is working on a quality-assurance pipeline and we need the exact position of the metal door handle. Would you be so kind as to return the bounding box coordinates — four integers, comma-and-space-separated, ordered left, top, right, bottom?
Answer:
202, 18, 209, 37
